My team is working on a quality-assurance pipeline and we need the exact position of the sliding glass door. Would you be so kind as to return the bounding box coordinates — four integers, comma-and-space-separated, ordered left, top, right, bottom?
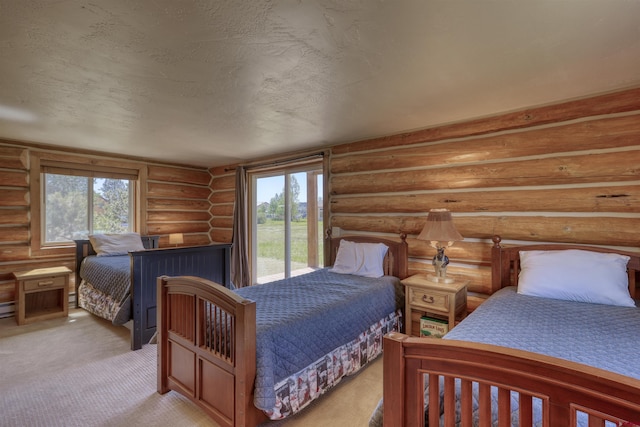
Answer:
250, 163, 323, 284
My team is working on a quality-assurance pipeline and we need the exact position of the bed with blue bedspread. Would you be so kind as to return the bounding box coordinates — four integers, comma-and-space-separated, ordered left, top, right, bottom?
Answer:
75, 234, 231, 350
375, 236, 640, 427
236, 268, 404, 415
157, 233, 409, 427
370, 286, 640, 426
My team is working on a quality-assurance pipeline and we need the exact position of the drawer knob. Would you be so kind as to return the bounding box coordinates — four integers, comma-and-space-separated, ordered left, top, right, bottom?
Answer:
422, 295, 434, 304
38, 281, 54, 287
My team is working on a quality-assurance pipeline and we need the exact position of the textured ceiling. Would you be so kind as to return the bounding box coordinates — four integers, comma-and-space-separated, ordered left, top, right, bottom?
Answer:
1, 1, 640, 167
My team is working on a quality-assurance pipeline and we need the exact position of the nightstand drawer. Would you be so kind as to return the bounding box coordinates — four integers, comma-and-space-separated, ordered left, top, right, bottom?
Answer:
23, 276, 66, 292
409, 288, 449, 312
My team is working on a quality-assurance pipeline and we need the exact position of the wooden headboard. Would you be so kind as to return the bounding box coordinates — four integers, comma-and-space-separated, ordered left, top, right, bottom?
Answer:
327, 231, 409, 279
491, 235, 640, 299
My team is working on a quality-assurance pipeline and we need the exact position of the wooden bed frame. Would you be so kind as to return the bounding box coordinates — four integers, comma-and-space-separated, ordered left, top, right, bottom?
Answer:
74, 237, 232, 350
383, 235, 640, 426
157, 233, 408, 427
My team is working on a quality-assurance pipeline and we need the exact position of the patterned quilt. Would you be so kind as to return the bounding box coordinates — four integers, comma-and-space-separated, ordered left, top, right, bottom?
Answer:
369, 286, 640, 426
78, 255, 132, 325
233, 268, 404, 413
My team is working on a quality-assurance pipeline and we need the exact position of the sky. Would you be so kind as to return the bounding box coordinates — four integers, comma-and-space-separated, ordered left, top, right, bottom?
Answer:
255, 172, 322, 205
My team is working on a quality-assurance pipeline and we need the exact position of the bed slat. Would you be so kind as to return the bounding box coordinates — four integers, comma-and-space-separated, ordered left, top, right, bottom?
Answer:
201, 298, 235, 363
168, 293, 194, 342
460, 379, 472, 427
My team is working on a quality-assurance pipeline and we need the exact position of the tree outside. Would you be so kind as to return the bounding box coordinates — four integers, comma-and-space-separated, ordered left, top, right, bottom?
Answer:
93, 179, 130, 233
264, 175, 301, 221
44, 174, 131, 242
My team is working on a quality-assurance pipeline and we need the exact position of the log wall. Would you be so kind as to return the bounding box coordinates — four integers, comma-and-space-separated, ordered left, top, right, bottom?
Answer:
0, 141, 212, 315
209, 166, 236, 243
210, 87, 640, 311
3, 87, 638, 317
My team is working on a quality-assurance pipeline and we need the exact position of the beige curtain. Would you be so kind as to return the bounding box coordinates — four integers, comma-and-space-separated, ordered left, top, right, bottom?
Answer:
231, 166, 250, 288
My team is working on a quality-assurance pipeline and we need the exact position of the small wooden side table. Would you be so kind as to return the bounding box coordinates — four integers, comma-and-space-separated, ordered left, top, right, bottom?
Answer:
13, 266, 71, 325
401, 274, 468, 337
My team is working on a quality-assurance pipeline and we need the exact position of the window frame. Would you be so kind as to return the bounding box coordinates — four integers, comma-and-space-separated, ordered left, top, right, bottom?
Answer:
29, 151, 146, 256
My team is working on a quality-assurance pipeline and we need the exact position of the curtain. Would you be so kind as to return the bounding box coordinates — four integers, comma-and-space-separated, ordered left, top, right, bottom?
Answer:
231, 166, 250, 288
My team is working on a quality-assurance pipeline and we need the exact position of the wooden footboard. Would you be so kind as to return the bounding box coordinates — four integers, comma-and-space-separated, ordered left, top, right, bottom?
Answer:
383, 332, 640, 426
157, 275, 266, 427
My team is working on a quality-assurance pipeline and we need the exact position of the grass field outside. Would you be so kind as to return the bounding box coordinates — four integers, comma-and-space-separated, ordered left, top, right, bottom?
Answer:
257, 219, 323, 282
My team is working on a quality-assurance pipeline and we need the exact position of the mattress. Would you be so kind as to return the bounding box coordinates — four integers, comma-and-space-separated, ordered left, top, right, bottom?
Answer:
233, 268, 404, 412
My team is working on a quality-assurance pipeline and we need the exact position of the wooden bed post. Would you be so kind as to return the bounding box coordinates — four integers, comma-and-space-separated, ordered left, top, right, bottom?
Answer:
234, 297, 260, 427
157, 276, 169, 394
491, 235, 504, 293
383, 332, 407, 427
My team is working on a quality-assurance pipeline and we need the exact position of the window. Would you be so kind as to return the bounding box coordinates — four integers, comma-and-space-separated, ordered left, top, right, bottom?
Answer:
249, 161, 324, 284
32, 157, 140, 248
43, 174, 134, 243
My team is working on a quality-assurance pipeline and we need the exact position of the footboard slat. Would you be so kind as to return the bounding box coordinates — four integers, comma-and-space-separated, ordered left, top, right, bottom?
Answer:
478, 383, 491, 427
460, 379, 472, 427
169, 293, 194, 342
201, 298, 235, 363
443, 376, 455, 425
497, 388, 510, 426
383, 333, 640, 427
519, 394, 533, 426
428, 373, 440, 426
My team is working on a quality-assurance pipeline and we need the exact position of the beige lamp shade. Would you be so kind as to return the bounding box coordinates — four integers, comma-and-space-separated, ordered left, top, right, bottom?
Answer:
169, 233, 184, 245
417, 209, 463, 245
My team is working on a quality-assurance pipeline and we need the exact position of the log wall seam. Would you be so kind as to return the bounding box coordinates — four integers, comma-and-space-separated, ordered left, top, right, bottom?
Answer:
329, 112, 640, 163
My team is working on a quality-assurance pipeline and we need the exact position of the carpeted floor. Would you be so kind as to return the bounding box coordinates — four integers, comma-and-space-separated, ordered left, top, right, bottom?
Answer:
0, 309, 382, 426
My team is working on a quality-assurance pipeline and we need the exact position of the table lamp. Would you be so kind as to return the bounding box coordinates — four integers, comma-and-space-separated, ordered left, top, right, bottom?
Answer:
417, 209, 463, 283
169, 233, 184, 247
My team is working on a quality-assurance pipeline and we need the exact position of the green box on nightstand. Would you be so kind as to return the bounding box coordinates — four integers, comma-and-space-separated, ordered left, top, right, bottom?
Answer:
420, 316, 449, 338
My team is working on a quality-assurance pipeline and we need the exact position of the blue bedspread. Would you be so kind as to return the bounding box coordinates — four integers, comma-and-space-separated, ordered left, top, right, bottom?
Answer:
446, 286, 640, 379
234, 268, 402, 411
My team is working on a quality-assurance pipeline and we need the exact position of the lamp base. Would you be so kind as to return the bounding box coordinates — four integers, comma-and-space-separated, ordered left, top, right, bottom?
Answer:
427, 274, 455, 284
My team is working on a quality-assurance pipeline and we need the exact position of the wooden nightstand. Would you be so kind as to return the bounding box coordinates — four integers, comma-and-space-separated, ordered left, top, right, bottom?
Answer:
13, 266, 71, 325
402, 274, 468, 337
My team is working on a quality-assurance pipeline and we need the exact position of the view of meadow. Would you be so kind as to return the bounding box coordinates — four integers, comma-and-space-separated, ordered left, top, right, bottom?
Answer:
256, 219, 324, 281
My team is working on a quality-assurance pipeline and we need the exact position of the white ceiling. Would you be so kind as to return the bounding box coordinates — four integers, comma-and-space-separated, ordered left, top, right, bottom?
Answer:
1, 1, 639, 168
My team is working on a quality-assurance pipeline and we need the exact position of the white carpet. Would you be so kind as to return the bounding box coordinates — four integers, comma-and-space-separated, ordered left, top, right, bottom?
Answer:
0, 309, 382, 427
0, 310, 215, 427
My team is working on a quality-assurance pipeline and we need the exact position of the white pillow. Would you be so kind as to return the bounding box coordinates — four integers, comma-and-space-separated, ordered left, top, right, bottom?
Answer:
330, 240, 389, 278
517, 249, 634, 307
89, 233, 146, 256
